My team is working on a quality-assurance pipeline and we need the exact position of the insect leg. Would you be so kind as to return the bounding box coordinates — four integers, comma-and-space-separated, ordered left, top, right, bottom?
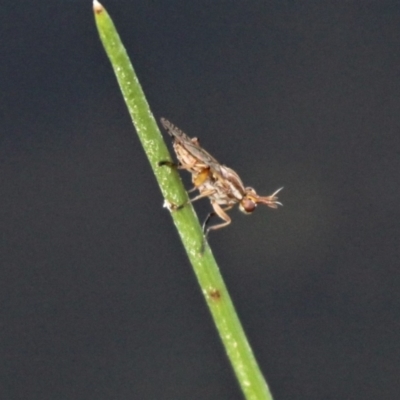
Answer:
158, 160, 197, 170
199, 203, 233, 253
171, 188, 217, 211
187, 189, 216, 204
158, 160, 178, 168
159, 159, 205, 173
203, 203, 233, 238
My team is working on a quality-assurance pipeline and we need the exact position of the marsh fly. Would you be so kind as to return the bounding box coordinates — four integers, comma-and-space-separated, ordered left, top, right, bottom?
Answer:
159, 118, 282, 236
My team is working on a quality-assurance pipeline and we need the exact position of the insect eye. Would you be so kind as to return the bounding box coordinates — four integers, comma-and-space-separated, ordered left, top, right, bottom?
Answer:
240, 198, 256, 213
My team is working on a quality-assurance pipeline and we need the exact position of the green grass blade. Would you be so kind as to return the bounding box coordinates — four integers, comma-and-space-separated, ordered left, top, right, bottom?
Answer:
93, 2, 274, 399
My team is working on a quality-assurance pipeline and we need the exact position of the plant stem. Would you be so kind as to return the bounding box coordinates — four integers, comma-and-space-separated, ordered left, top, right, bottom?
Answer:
93, 2, 273, 399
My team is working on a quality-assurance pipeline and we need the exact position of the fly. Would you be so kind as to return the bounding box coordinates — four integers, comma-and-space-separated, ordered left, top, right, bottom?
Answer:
159, 118, 282, 237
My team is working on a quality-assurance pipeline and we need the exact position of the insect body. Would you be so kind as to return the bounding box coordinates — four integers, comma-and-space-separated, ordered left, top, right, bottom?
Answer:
160, 118, 282, 236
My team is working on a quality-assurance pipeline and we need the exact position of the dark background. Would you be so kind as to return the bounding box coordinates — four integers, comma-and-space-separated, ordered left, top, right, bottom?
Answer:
2, 1, 400, 399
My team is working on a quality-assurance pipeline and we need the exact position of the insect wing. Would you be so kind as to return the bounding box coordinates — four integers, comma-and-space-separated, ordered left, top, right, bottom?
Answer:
160, 118, 192, 144
182, 141, 223, 172
161, 118, 223, 174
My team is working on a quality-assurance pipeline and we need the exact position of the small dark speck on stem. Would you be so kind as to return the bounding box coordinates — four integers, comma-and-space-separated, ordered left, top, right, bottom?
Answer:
209, 288, 222, 301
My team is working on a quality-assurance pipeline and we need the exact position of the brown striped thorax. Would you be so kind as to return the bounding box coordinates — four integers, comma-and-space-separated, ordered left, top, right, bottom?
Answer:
160, 118, 282, 235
